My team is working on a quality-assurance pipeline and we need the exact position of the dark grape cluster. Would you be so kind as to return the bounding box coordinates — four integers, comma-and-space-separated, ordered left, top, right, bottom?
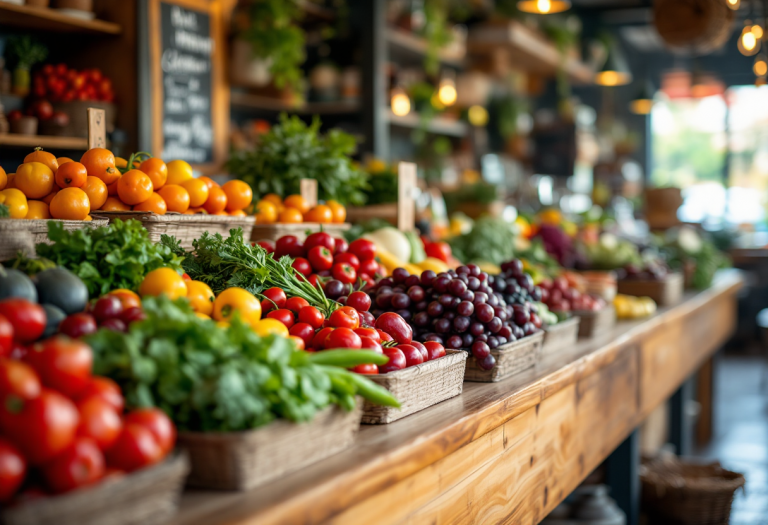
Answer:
366, 263, 543, 370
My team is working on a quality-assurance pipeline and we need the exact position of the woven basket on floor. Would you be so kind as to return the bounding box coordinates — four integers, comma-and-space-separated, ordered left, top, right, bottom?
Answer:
0, 219, 108, 261
362, 349, 467, 424
541, 317, 580, 360
641, 457, 745, 525
2, 453, 189, 525
464, 331, 544, 382
176, 403, 362, 491
90, 211, 255, 249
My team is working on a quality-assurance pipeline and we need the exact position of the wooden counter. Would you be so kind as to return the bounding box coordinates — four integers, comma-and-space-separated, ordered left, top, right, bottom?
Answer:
173, 271, 742, 525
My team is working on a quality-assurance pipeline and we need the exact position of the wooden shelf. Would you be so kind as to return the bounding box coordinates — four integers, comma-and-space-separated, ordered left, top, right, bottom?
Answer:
0, 3, 121, 35
0, 133, 88, 150
230, 92, 360, 115
386, 110, 468, 137
467, 20, 594, 85
386, 27, 466, 69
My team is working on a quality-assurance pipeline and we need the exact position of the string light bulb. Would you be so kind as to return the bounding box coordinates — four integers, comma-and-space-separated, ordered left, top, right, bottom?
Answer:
629, 80, 655, 115
755, 55, 768, 77
753, 24, 764, 40
390, 86, 411, 117
726, 0, 741, 9
468, 105, 489, 126
517, 0, 571, 14
437, 77, 457, 107
739, 21, 761, 56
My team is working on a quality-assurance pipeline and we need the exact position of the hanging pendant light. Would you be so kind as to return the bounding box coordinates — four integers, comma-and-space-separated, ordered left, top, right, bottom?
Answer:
595, 40, 633, 86
754, 54, 768, 76
727, 0, 741, 9
517, 0, 571, 14
738, 20, 761, 56
437, 73, 457, 107
629, 80, 655, 115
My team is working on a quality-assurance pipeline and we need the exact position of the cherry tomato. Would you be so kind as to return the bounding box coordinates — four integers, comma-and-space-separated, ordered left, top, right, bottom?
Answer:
351, 363, 378, 375
332, 263, 357, 284
43, 437, 104, 494
346, 291, 371, 312
375, 312, 413, 344
359, 258, 380, 277
26, 337, 92, 399
289, 335, 305, 351
255, 240, 275, 254
325, 327, 361, 349
77, 396, 122, 451
379, 348, 406, 373
92, 296, 123, 323
0, 359, 40, 407
424, 341, 446, 360
410, 341, 429, 361
285, 297, 310, 314
307, 274, 323, 288
261, 287, 287, 313
181, 273, 191, 281
425, 242, 452, 263
0, 439, 26, 502
9, 342, 27, 361
0, 299, 46, 344
289, 322, 315, 347
298, 306, 324, 329
328, 306, 360, 329
105, 423, 161, 472
266, 309, 295, 329
0, 315, 13, 357
308, 246, 334, 272
348, 239, 376, 262
292, 257, 312, 277
311, 327, 335, 350
123, 408, 176, 455
354, 327, 380, 342
334, 253, 360, 271
304, 232, 334, 253
397, 344, 423, 368
274, 236, 305, 258
359, 336, 383, 354
59, 313, 98, 339
76, 377, 124, 413
377, 329, 394, 343
333, 237, 348, 254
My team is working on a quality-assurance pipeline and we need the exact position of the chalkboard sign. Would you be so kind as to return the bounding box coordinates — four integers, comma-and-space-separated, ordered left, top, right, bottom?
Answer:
139, 0, 226, 172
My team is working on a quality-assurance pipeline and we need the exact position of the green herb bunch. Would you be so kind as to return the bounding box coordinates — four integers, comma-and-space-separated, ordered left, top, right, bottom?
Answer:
225, 114, 368, 206
33, 219, 183, 296
448, 216, 518, 266
363, 165, 398, 206
85, 296, 398, 432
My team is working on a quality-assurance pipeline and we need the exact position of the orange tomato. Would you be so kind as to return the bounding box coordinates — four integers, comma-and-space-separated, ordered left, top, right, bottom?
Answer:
115, 157, 128, 169
223, 180, 253, 212
84, 215, 93, 221
107, 178, 120, 196
213, 211, 228, 216
16, 162, 54, 199
81, 176, 108, 210
24, 148, 58, 174
133, 192, 167, 215
100, 197, 131, 211
203, 186, 227, 214
304, 204, 333, 223
42, 190, 58, 204
184, 206, 206, 215
25, 200, 50, 220
157, 184, 190, 213
198, 176, 219, 190
49, 187, 90, 220
181, 178, 209, 207
229, 209, 247, 217
117, 170, 153, 205
166, 160, 193, 185
212, 288, 261, 326
254, 200, 278, 223
81, 148, 119, 185
1, 189, 28, 218
139, 158, 168, 190
56, 157, 73, 166
0, 167, 6, 191
283, 194, 309, 214
278, 207, 304, 223
289, 335, 305, 350
139, 268, 187, 300
326, 200, 346, 223
186, 281, 215, 315
55, 161, 87, 189
262, 193, 282, 206
108, 289, 141, 310
5, 173, 15, 189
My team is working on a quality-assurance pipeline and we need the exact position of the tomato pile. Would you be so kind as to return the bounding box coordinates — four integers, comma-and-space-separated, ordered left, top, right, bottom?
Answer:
33, 64, 114, 103
254, 193, 346, 225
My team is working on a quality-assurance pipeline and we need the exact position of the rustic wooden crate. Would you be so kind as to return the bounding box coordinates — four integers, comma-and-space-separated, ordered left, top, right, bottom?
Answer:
90, 211, 255, 249
362, 350, 467, 424
541, 317, 581, 360
464, 331, 544, 383
2, 453, 189, 525
345, 203, 398, 225
617, 272, 684, 306
0, 218, 109, 261
250, 222, 351, 242
176, 404, 362, 491
573, 305, 616, 339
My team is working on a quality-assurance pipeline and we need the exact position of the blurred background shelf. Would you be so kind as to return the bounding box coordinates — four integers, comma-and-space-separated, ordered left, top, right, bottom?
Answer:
386, 27, 466, 69
0, 133, 88, 150
0, 3, 121, 35
230, 92, 360, 115
386, 110, 468, 137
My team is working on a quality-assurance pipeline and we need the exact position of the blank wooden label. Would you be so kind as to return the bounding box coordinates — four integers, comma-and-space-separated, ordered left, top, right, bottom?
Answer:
87, 108, 107, 149
398, 162, 417, 232
300, 179, 318, 208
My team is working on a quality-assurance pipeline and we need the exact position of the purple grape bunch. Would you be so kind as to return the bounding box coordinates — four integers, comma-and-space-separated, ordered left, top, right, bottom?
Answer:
365, 262, 543, 370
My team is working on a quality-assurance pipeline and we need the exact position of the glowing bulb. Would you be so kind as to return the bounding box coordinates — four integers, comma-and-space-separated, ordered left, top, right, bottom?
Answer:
755, 56, 768, 76
437, 80, 457, 107
537, 0, 551, 13
753, 25, 764, 39
468, 105, 489, 127
517, 0, 570, 14
629, 99, 653, 115
595, 70, 631, 86
744, 32, 756, 50
391, 92, 411, 117
727, 0, 741, 9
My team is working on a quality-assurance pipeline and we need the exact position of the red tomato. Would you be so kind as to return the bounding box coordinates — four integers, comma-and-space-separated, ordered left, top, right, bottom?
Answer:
77, 396, 122, 451
351, 363, 378, 374
328, 306, 360, 329
376, 329, 394, 342
359, 259, 380, 277
354, 327, 379, 342
2, 389, 79, 465
379, 348, 406, 373
106, 424, 163, 472
77, 377, 124, 413
410, 341, 429, 361
297, 306, 324, 329
348, 239, 376, 262
304, 232, 334, 253
59, 313, 98, 339
424, 341, 446, 360
43, 437, 105, 494
325, 328, 361, 349
307, 274, 323, 288
359, 273, 375, 287
255, 240, 275, 254
9, 342, 27, 361
289, 335, 305, 351
333, 237, 348, 254
123, 408, 176, 455
0, 359, 41, 405
359, 336, 383, 354
285, 297, 310, 314
397, 344, 423, 368
261, 287, 287, 313
425, 242, 452, 263
274, 236, 305, 258
289, 322, 315, 347
332, 263, 357, 284
307, 246, 334, 272
266, 309, 295, 329
346, 291, 371, 312
292, 257, 312, 277
55, 63, 68, 76
311, 327, 334, 350
26, 337, 92, 399
375, 312, 413, 344
0, 299, 46, 344
0, 439, 26, 502
42, 64, 54, 76
334, 253, 360, 271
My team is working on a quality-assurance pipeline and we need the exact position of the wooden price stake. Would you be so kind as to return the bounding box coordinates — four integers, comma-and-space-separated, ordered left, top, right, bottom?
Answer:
397, 162, 417, 232
86, 107, 107, 150
300, 179, 318, 209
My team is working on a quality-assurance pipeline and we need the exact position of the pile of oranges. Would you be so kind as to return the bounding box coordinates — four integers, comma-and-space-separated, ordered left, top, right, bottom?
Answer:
0, 147, 253, 221
254, 194, 346, 225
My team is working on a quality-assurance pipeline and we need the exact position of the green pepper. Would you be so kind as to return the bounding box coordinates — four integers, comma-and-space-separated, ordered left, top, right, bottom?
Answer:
320, 366, 401, 408
309, 349, 389, 367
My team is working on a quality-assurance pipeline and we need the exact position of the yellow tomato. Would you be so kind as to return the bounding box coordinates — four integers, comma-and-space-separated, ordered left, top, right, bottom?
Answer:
25, 200, 50, 220
326, 200, 346, 223
1, 188, 28, 218
186, 280, 215, 315
195, 312, 211, 320
254, 200, 278, 223
251, 318, 290, 337
15, 162, 54, 199
138, 268, 188, 299
262, 193, 282, 206
166, 160, 193, 185
0, 167, 6, 191
212, 287, 261, 326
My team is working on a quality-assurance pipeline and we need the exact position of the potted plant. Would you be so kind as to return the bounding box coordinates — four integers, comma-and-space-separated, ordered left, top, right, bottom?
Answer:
5, 36, 47, 97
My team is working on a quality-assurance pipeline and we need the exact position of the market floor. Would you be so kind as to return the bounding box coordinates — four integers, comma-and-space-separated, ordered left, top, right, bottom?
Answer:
695, 355, 768, 525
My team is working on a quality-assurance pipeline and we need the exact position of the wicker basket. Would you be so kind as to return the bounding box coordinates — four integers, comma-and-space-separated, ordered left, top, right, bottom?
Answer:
464, 331, 544, 382
176, 403, 362, 491
641, 457, 745, 525
541, 317, 581, 360
2, 453, 189, 525
617, 272, 684, 307
90, 211, 255, 249
250, 222, 351, 242
0, 218, 108, 261
362, 350, 467, 424
573, 305, 616, 339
